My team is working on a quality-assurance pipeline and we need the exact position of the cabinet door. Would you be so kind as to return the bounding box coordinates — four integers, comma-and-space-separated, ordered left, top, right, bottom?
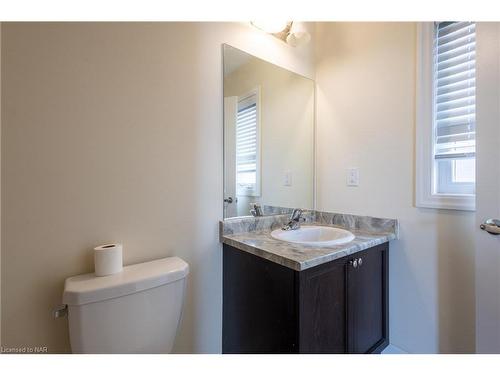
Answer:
223, 245, 298, 353
346, 244, 388, 353
298, 257, 348, 353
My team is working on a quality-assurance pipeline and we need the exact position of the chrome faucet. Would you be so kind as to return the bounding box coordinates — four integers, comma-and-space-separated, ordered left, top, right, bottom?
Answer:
250, 203, 263, 217
282, 208, 305, 231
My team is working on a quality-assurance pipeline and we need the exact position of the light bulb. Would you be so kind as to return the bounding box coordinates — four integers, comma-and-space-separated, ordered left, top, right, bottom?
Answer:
286, 22, 311, 47
251, 20, 289, 34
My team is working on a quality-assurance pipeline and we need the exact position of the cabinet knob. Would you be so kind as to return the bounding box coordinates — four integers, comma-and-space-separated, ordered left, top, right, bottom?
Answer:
351, 259, 358, 268
358, 257, 363, 266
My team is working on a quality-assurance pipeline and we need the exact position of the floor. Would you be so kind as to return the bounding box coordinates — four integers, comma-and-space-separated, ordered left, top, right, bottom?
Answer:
382, 344, 407, 354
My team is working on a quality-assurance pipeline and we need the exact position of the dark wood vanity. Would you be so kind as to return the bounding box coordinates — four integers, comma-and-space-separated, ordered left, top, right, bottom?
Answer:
222, 242, 389, 354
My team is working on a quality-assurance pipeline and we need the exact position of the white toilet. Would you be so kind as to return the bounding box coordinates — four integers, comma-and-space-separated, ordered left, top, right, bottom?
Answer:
62, 256, 189, 354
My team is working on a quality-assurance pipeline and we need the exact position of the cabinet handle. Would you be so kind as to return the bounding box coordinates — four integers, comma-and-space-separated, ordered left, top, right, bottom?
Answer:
358, 257, 363, 267
350, 259, 358, 268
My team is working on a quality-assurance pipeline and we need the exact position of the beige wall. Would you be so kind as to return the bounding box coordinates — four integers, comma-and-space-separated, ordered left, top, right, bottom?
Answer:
0, 22, 2, 348
0, 22, 315, 353
224, 57, 314, 215
315, 22, 475, 353
1, 21, 478, 354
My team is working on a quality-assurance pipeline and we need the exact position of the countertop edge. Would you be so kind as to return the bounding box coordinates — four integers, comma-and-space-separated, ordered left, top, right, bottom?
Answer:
221, 232, 395, 271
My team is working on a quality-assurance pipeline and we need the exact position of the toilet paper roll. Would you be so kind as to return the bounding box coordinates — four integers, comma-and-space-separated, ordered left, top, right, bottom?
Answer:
94, 243, 123, 276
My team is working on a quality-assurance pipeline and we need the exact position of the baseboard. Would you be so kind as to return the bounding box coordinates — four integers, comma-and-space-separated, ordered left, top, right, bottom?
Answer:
381, 344, 408, 354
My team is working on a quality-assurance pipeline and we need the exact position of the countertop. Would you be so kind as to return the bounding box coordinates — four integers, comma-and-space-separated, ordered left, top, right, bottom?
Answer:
220, 210, 398, 271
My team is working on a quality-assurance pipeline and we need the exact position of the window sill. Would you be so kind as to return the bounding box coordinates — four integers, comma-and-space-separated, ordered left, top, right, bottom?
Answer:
416, 193, 475, 211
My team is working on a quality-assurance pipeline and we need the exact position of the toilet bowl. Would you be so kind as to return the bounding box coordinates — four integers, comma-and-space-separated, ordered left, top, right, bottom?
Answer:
62, 256, 189, 353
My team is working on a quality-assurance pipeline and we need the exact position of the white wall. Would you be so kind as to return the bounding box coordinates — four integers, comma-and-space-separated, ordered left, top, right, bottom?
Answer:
0, 22, 315, 353
315, 22, 475, 353
224, 57, 314, 216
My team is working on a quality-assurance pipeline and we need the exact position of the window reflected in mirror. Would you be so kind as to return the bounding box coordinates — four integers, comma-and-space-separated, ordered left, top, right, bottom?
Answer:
223, 45, 315, 218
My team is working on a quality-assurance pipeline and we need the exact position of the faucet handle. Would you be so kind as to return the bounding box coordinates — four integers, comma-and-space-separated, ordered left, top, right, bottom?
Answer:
290, 208, 303, 221
250, 203, 263, 217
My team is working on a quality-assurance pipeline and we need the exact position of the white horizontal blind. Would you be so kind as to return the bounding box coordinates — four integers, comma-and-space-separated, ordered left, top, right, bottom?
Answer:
236, 94, 258, 196
434, 21, 476, 160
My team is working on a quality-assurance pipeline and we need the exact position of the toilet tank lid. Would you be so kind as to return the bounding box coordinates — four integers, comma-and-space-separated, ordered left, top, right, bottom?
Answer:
62, 257, 189, 306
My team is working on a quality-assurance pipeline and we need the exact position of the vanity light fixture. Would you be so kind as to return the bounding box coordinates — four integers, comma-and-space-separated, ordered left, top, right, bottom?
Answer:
250, 21, 311, 47
250, 20, 290, 34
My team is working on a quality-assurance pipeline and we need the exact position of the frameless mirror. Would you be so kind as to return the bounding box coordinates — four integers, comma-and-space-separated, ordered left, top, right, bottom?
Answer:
223, 44, 315, 218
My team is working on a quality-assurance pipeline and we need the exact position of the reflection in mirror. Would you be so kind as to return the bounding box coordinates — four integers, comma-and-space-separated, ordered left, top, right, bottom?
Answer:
223, 44, 315, 218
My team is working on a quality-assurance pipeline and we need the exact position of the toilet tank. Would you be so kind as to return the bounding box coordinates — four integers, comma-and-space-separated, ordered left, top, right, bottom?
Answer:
63, 257, 189, 354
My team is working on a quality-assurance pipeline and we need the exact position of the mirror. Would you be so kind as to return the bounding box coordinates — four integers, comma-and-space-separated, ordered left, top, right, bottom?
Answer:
223, 44, 315, 218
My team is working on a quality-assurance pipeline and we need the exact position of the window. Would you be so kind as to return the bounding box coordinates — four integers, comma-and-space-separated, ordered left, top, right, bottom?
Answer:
434, 22, 476, 195
236, 89, 261, 196
416, 22, 476, 210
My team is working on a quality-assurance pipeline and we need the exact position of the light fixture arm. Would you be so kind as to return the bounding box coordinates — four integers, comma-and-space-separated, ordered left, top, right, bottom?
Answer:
250, 21, 311, 47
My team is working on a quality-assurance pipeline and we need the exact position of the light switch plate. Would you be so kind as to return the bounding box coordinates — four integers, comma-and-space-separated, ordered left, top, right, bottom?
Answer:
347, 168, 359, 186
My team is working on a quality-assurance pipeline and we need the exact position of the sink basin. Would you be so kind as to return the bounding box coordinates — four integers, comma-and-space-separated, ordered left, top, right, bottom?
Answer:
270, 225, 355, 247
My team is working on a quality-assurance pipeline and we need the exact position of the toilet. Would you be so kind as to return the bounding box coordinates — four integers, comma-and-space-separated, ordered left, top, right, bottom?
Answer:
62, 256, 189, 353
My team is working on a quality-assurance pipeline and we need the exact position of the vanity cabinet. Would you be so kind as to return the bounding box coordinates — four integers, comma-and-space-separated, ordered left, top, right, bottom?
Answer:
222, 243, 389, 354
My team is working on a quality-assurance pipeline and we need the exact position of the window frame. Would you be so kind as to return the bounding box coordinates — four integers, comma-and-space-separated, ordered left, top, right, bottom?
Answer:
235, 87, 261, 197
416, 22, 476, 211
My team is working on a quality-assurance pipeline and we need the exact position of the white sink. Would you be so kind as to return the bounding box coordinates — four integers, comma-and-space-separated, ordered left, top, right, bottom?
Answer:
270, 225, 355, 247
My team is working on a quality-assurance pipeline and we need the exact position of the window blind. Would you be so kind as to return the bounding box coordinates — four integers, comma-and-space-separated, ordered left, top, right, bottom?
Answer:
236, 96, 258, 195
434, 21, 476, 160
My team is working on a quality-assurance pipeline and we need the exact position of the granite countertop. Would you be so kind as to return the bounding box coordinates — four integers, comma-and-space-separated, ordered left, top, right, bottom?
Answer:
220, 210, 398, 271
